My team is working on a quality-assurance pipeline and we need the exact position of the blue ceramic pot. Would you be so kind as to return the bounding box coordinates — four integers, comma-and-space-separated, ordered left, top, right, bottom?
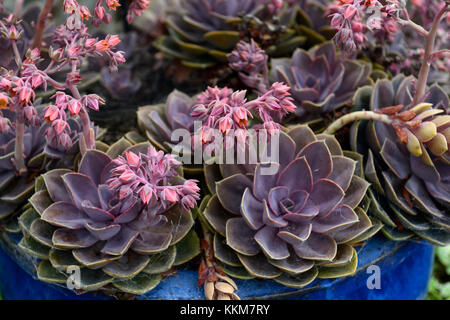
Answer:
0, 233, 433, 300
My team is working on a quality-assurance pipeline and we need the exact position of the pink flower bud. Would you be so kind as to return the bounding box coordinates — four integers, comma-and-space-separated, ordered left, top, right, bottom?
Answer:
119, 170, 136, 183
0, 92, 8, 109
107, 35, 121, 47
126, 151, 140, 167
68, 99, 82, 115
162, 188, 178, 203
85, 38, 97, 47
18, 86, 34, 105
31, 73, 45, 89
44, 105, 60, 122
0, 78, 11, 91
139, 185, 153, 204
344, 6, 357, 19
94, 5, 106, 19
0, 116, 11, 132
53, 119, 68, 135
219, 117, 232, 134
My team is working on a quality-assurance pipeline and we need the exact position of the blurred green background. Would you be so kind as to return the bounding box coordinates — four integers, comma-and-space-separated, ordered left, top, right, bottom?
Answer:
427, 246, 450, 300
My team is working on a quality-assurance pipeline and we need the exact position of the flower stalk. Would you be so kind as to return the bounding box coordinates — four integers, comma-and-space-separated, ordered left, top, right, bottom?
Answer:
13, 111, 26, 174
31, 0, 54, 49
412, 3, 449, 105
324, 111, 393, 135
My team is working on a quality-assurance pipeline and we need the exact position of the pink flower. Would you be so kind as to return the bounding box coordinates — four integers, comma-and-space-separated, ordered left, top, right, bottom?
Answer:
80, 6, 91, 21
0, 116, 11, 132
7, 24, 20, 40
119, 170, 136, 183
139, 185, 153, 204
31, 73, 45, 89
127, 0, 151, 23
52, 119, 69, 135
18, 85, 34, 105
219, 117, 232, 134
0, 93, 8, 109
50, 48, 64, 61
0, 78, 11, 91
126, 151, 140, 167
53, 92, 69, 106
95, 38, 114, 52
183, 180, 201, 195
81, 94, 105, 111
106, 0, 121, 10
162, 188, 178, 203
23, 105, 37, 122
64, 0, 79, 13
94, 5, 106, 19
106, 146, 199, 211
67, 44, 79, 57
44, 105, 60, 122
68, 99, 82, 115
85, 38, 97, 47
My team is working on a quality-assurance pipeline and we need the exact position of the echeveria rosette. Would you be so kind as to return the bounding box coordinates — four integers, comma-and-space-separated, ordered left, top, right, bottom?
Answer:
19, 141, 199, 295
351, 74, 450, 245
202, 125, 379, 287
270, 41, 372, 125
137, 90, 200, 173
0, 108, 47, 222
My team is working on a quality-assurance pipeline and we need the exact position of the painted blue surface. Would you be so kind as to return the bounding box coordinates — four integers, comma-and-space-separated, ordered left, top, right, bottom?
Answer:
0, 234, 434, 300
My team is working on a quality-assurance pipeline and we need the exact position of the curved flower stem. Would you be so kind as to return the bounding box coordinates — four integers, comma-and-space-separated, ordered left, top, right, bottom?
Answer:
68, 84, 94, 154
31, 0, 54, 49
11, 40, 22, 70
13, 0, 24, 17
396, 19, 428, 37
14, 109, 27, 175
412, 4, 449, 106
324, 111, 393, 135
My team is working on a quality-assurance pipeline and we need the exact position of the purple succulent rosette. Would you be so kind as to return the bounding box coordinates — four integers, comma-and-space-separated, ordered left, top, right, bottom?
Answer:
351, 74, 450, 245
0, 108, 47, 221
0, 106, 102, 223
19, 141, 199, 295
201, 125, 379, 287
137, 90, 200, 172
270, 41, 372, 124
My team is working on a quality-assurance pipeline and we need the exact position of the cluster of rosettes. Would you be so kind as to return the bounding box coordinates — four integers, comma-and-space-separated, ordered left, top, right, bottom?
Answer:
351, 75, 450, 245
191, 83, 296, 144
106, 147, 200, 211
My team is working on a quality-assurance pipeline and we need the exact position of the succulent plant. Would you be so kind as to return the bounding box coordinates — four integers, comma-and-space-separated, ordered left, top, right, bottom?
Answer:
154, 0, 332, 69
137, 90, 200, 172
351, 74, 450, 245
201, 125, 380, 286
18, 140, 200, 295
0, 105, 103, 225
0, 108, 47, 221
270, 41, 372, 125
